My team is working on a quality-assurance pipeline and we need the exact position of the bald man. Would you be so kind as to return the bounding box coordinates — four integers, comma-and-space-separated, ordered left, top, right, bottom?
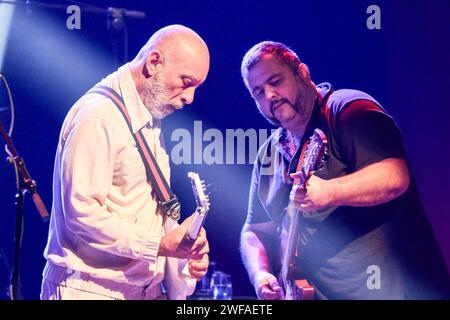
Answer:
41, 25, 210, 300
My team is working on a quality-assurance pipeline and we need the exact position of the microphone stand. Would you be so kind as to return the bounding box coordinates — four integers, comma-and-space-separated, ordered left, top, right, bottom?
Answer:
107, 7, 129, 67
0, 74, 49, 299
0, 245, 12, 300
0, 121, 49, 221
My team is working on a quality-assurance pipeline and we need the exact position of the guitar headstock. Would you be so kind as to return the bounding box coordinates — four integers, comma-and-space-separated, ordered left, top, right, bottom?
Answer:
187, 172, 210, 214
296, 128, 328, 187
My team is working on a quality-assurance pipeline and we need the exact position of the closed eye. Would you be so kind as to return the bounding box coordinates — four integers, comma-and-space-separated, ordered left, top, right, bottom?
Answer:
181, 75, 202, 89
253, 88, 263, 97
270, 78, 281, 86
182, 78, 192, 88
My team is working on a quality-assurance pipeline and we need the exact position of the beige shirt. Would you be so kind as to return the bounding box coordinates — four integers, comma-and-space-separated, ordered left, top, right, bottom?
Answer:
43, 64, 195, 299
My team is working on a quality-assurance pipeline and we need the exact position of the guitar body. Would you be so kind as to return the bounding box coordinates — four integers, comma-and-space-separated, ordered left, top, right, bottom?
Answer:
285, 280, 315, 300
277, 128, 327, 300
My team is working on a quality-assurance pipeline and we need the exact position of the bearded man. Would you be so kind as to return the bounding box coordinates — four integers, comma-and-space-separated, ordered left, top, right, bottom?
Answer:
41, 25, 210, 300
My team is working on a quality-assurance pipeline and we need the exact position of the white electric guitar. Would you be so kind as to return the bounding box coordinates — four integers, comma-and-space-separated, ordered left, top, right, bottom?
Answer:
186, 172, 210, 240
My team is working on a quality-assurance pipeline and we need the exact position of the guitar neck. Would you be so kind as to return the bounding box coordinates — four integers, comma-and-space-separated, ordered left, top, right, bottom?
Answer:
280, 200, 301, 289
278, 128, 326, 299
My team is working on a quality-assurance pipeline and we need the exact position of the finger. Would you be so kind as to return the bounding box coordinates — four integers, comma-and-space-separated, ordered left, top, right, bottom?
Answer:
189, 266, 207, 280
290, 192, 308, 203
193, 241, 209, 257
296, 202, 319, 212
292, 197, 309, 207
190, 271, 206, 281
192, 236, 208, 253
289, 171, 302, 179
197, 227, 206, 241
259, 286, 282, 300
191, 249, 208, 261
292, 198, 308, 206
189, 259, 209, 272
191, 264, 208, 273
194, 253, 210, 268
202, 253, 209, 265
292, 201, 310, 212
264, 291, 283, 300
192, 228, 207, 248
268, 279, 282, 292
189, 259, 208, 270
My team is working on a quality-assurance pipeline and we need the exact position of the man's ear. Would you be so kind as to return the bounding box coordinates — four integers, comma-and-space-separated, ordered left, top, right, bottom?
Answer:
297, 63, 311, 82
145, 50, 164, 77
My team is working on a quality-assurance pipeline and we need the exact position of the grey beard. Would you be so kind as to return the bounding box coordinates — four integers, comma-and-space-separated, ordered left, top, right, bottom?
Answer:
142, 72, 173, 119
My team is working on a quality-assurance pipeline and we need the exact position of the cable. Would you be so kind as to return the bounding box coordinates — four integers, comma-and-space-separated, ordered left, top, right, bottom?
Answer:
0, 73, 14, 137
0, 73, 19, 191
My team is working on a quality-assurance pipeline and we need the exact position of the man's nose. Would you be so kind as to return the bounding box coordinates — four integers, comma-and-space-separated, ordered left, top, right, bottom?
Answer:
181, 87, 196, 105
264, 86, 277, 102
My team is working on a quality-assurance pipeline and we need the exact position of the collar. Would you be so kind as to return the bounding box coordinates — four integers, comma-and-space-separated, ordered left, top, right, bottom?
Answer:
276, 83, 333, 170
115, 63, 156, 132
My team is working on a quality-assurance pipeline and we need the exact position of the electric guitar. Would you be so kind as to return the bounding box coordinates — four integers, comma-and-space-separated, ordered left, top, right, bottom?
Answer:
278, 128, 327, 300
186, 172, 210, 240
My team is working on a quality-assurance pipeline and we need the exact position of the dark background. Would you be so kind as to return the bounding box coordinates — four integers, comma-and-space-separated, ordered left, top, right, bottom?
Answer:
0, 0, 449, 299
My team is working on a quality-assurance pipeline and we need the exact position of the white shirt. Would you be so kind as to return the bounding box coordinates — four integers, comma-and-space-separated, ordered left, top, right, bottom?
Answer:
43, 64, 195, 299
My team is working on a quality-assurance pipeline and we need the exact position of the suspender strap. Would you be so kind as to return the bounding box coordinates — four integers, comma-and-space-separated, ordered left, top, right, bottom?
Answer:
88, 85, 180, 220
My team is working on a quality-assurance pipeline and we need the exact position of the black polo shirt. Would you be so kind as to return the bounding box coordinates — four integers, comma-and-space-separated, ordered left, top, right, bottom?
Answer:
246, 83, 450, 299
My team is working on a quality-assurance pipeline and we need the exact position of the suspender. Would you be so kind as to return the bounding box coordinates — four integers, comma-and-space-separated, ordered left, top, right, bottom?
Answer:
88, 85, 180, 221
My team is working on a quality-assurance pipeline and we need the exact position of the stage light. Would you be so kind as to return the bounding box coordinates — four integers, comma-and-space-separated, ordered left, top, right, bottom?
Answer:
5, 7, 115, 119
0, 3, 15, 69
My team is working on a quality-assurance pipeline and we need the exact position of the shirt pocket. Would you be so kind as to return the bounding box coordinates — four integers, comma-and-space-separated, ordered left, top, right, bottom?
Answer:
114, 145, 147, 181
122, 158, 146, 177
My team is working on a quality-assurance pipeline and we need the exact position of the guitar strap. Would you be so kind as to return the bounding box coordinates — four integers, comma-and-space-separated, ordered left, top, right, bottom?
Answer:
88, 85, 181, 221
289, 88, 334, 176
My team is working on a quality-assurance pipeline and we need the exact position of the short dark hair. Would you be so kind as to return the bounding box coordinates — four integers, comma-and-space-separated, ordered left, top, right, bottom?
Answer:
241, 41, 302, 126
241, 41, 301, 88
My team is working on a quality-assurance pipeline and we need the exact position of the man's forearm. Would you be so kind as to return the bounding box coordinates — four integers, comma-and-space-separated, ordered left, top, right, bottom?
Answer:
240, 231, 273, 286
328, 158, 410, 207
